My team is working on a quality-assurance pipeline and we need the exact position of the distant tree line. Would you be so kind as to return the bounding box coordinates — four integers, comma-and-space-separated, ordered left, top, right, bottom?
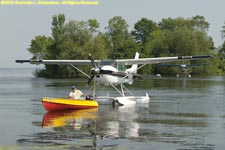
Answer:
28, 14, 225, 78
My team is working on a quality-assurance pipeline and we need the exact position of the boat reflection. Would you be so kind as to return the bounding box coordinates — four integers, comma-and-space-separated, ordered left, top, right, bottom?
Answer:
42, 108, 98, 129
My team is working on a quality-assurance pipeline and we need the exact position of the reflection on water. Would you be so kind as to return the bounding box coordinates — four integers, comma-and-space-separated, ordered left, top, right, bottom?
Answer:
42, 109, 97, 128
23, 109, 99, 148
0, 69, 225, 149
17, 104, 215, 150
18, 106, 143, 149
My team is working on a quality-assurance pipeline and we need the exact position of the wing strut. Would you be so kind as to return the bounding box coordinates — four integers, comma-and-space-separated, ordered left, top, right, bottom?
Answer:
69, 63, 90, 78
110, 83, 134, 97
110, 83, 124, 96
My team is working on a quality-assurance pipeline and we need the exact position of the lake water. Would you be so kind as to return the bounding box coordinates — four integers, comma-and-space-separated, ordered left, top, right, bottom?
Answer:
0, 68, 224, 150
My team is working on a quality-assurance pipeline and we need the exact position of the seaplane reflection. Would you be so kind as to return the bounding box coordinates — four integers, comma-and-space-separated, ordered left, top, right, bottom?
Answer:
96, 105, 140, 139
42, 108, 98, 129
42, 105, 141, 138
39, 106, 142, 148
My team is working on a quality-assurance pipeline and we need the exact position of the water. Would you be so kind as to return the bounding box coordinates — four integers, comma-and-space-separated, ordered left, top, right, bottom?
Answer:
0, 68, 225, 150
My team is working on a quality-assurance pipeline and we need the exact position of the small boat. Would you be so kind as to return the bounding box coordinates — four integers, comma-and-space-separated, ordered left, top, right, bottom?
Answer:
42, 97, 98, 112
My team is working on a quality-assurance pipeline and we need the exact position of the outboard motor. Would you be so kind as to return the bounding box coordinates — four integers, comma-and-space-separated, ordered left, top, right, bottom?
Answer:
85, 95, 94, 100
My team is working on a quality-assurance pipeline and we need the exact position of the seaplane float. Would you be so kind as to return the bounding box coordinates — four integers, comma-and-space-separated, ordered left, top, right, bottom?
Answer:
16, 52, 212, 111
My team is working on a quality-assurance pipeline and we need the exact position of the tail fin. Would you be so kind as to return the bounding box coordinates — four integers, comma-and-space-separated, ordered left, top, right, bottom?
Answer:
126, 52, 139, 73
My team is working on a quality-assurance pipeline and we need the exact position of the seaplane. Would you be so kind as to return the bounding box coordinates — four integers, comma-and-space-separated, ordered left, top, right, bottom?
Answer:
16, 52, 213, 107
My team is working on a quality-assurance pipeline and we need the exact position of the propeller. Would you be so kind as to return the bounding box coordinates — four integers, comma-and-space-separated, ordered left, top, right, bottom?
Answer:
87, 74, 95, 85
87, 53, 117, 84
87, 53, 100, 84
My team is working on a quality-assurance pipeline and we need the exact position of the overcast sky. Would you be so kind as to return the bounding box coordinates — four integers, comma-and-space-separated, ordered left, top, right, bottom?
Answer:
1, 0, 225, 68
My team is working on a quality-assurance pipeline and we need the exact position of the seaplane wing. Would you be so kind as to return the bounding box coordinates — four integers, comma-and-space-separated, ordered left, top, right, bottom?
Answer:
115, 55, 212, 65
16, 54, 213, 66
156, 63, 209, 67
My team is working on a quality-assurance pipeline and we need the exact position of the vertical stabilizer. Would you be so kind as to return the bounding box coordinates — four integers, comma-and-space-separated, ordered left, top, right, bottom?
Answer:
126, 52, 139, 73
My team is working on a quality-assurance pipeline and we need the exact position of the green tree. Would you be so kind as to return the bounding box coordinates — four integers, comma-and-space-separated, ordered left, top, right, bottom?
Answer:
106, 16, 137, 59
27, 35, 53, 58
42, 14, 66, 77
217, 42, 225, 73
27, 15, 219, 77
146, 29, 171, 57
215, 22, 225, 74
149, 17, 214, 75
192, 15, 209, 32
57, 19, 108, 77
88, 19, 100, 33
38, 17, 110, 78
158, 17, 193, 31
52, 14, 66, 42
221, 22, 225, 39
64, 20, 92, 49
220, 41, 225, 59
50, 14, 66, 59
131, 18, 158, 45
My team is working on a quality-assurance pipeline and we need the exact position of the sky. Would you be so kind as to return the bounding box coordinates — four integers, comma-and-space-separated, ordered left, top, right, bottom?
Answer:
0, 0, 225, 68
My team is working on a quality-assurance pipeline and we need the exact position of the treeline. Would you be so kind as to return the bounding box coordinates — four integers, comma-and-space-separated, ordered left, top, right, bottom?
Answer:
28, 14, 225, 77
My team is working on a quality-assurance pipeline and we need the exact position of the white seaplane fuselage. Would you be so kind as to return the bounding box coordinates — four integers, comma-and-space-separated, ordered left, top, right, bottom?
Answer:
96, 65, 134, 85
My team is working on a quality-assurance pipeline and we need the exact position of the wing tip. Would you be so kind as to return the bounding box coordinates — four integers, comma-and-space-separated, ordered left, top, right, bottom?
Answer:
178, 55, 213, 60
192, 55, 214, 59
15, 60, 30, 63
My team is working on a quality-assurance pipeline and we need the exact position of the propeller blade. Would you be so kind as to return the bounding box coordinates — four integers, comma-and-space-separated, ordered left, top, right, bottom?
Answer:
88, 53, 97, 68
87, 75, 95, 85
